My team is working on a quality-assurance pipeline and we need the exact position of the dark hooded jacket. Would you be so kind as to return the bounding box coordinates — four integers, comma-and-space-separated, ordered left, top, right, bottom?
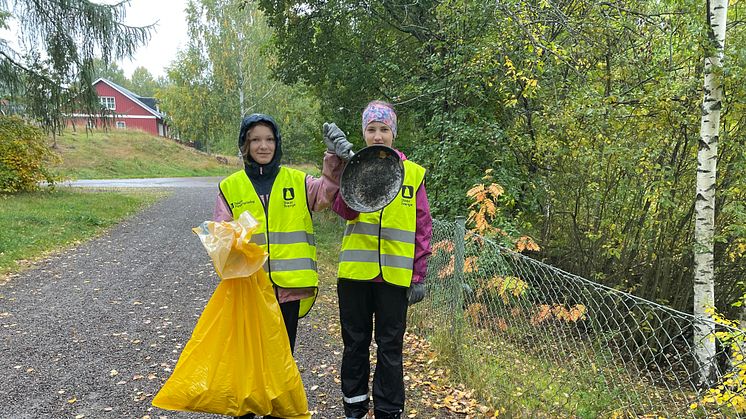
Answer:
238, 113, 283, 209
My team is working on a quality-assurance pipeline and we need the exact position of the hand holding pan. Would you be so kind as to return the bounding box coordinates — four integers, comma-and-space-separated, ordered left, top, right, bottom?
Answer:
340, 145, 404, 213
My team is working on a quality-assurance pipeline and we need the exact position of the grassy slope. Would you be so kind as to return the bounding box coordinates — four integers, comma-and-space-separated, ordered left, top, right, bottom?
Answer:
2, 129, 322, 276
51, 129, 243, 179
0, 189, 164, 276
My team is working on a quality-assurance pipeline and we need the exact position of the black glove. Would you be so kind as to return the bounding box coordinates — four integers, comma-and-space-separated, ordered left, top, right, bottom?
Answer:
407, 282, 426, 305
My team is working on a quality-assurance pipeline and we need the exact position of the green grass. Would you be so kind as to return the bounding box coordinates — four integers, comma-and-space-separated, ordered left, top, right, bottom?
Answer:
0, 189, 165, 275
50, 129, 242, 179
425, 323, 625, 417
312, 210, 345, 290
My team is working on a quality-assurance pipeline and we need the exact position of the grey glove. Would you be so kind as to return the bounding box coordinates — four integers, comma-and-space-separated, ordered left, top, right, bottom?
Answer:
333, 136, 354, 161
323, 122, 354, 161
407, 282, 426, 306
322, 122, 340, 152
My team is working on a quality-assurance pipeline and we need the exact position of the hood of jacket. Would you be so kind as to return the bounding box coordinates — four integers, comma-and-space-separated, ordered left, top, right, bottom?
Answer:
239, 113, 283, 179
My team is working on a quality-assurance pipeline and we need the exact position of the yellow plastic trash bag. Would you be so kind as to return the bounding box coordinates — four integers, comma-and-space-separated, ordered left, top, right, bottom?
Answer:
152, 211, 311, 418
193, 210, 267, 280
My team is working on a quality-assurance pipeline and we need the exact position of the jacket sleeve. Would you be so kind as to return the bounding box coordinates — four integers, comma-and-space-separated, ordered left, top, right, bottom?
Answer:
306, 151, 345, 212
412, 182, 433, 284
213, 192, 233, 222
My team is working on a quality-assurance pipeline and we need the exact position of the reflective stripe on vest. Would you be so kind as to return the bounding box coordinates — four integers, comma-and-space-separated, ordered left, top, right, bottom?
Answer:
219, 167, 318, 316
338, 160, 425, 287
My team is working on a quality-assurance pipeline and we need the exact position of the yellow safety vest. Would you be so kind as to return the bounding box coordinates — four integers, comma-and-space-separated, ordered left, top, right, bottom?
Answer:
338, 160, 426, 287
219, 167, 318, 317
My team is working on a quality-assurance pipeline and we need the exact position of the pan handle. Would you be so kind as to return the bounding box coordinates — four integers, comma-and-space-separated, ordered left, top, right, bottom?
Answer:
342, 149, 355, 161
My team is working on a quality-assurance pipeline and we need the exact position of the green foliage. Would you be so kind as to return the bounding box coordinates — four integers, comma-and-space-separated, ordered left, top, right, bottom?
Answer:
129, 67, 160, 97
91, 59, 129, 88
0, 1, 152, 135
0, 116, 58, 193
158, 0, 323, 162
257, 0, 746, 315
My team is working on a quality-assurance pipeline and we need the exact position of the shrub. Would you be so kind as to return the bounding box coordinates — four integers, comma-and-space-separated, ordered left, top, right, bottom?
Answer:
0, 116, 59, 193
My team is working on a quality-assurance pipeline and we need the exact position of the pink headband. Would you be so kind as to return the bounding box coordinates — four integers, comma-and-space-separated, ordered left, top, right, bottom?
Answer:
362, 102, 397, 137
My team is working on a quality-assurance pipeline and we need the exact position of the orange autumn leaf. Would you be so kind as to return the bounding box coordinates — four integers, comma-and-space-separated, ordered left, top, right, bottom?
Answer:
432, 240, 454, 254
483, 199, 497, 217
531, 304, 552, 325
515, 235, 541, 252
469, 211, 489, 234
487, 183, 504, 198
464, 256, 478, 273
466, 303, 487, 325
466, 184, 485, 198
568, 304, 587, 322
496, 317, 508, 332
552, 304, 568, 321
438, 256, 455, 279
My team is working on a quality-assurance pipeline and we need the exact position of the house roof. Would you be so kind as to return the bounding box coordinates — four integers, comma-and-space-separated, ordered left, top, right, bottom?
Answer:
138, 97, 158, 112
93, 78, 164, 119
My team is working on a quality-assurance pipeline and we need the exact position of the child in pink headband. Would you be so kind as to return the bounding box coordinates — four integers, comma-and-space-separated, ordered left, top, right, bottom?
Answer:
362, 100, 398, 140
333, 99, 433, 419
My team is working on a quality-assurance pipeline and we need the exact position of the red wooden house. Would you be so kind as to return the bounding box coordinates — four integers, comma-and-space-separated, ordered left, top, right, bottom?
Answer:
69, 78, 169, 137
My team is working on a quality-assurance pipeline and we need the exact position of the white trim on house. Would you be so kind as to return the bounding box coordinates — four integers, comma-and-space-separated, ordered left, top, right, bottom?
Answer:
92, 78, 164, 119
69, 113, 157, 119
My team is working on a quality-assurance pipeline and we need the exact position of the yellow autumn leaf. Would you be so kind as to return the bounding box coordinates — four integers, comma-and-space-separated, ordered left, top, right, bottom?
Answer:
466, 184, 484, 198
487, 183, 504, 198
463, 256, 478, 273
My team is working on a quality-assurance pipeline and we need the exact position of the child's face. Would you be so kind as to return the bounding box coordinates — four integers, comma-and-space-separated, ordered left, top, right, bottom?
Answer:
246, 125, 276, 165
363, 121, 394, 148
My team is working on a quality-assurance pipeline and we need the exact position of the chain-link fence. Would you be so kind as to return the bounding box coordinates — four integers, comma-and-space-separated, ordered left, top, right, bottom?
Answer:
409, 217, 746, 418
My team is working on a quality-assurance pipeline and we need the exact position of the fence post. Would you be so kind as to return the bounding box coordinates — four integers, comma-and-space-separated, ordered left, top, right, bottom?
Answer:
454, 216, 466, 305
450, 217, 467, 348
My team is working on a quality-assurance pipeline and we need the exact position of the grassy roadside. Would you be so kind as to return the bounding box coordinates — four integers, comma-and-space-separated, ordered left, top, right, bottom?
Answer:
0, 189, 165, 277
51, 129, 241, 179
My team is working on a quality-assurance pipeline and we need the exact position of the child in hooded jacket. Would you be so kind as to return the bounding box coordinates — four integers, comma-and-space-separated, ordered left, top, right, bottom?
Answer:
332, 101, 433, 419
213, 113, 352, 419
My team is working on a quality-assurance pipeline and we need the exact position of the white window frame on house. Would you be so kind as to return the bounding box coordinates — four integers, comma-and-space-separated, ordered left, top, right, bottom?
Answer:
100, 96, 116, 110
116, 121, 126, 129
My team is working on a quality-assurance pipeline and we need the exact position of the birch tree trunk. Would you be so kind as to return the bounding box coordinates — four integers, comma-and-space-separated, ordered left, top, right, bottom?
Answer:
694, 0, 729, 388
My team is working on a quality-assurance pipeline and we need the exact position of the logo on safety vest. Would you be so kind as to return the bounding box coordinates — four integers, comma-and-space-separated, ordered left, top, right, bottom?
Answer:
401, 185, 414, 199
283, 187, 295, 201
230, 199, 254, 209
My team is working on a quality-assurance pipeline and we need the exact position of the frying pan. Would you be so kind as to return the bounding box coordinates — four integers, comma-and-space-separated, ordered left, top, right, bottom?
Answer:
340, 145, 404, 213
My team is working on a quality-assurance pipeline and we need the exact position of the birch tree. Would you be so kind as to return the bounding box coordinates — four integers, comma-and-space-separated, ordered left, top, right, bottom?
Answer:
693, 0, 729, 387
159, 0, 323, 157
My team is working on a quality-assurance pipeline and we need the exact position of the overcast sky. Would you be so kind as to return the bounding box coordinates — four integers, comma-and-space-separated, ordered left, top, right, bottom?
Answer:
117, 0, 189, 79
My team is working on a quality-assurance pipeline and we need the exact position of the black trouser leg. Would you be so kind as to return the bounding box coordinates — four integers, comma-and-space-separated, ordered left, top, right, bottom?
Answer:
263, 299, 301, 419
338, 280, 374, 418
278, 299, 300, 353
372, 283, 408, 418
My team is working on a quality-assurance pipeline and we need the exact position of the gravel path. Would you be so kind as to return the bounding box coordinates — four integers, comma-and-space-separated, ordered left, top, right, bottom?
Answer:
0, 187, 348, 419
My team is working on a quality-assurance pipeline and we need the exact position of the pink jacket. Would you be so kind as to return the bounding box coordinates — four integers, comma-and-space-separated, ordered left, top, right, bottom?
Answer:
332, 149, 432, 284
213, 152, 345, 302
